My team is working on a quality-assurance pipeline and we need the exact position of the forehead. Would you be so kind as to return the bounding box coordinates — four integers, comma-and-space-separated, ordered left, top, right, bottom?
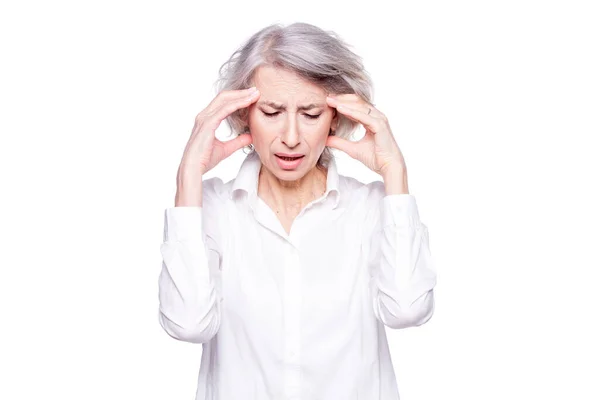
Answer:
252, 65, 327, 102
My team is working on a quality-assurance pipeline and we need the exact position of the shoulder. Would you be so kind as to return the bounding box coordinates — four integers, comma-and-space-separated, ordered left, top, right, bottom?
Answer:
199, 177, 231, 251
199, 177, 230, 229
201, 176, 230, 206
339, 174, 386, 207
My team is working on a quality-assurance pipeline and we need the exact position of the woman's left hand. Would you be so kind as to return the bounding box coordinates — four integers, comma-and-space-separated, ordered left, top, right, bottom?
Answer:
325, 94, 407, 177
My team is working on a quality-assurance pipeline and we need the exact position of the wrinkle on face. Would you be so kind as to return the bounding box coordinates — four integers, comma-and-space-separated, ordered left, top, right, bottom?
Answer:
246, 65, 336, 214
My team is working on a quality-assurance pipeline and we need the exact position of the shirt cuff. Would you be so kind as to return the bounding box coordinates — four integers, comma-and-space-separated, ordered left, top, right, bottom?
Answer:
380, 194, 421, 229
163, 206, 203, 242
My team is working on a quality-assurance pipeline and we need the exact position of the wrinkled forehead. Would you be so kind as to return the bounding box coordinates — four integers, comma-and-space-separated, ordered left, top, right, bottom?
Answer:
251, 65, 328, 105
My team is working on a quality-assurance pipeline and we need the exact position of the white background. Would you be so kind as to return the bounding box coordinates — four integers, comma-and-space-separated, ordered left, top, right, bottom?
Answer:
1, 0, 599, 399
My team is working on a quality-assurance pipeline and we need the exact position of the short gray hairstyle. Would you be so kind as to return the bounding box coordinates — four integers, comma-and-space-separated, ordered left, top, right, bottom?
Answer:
214, 22, 374, 169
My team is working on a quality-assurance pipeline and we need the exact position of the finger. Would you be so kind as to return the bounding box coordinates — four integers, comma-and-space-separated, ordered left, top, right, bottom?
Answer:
332, 104, 384, 133
326, 95, 382, 120
326, 135, 359, 159
205, 90, 260, 129
206, 87, 259, 114
218, 132, 253, 158
327, 94, 364, 110
328, 93, 374, 108
328, 93, 365, 102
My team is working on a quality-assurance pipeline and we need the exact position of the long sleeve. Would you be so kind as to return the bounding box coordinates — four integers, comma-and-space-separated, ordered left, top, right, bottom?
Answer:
364, 183, 437, 329
158, 177, 225, 343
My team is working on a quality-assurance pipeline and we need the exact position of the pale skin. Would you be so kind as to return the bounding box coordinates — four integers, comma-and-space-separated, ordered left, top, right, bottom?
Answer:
246, 66, 409, 233
324, 94, 410, 196
175, 66, 409, 235
246, 66, 337, 229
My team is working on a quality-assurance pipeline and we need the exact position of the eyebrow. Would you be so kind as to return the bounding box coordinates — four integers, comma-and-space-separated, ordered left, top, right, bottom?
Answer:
258, 100, 324, 111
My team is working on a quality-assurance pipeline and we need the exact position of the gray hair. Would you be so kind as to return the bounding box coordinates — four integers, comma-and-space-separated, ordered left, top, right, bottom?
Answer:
213, 22, 374, 169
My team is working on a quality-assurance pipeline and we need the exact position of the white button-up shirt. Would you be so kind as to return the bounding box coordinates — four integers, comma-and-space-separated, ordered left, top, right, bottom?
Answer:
158, 150, 437, 400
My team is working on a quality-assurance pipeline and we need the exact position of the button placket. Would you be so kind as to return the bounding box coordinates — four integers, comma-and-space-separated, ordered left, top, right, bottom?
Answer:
283, 245, 302, 397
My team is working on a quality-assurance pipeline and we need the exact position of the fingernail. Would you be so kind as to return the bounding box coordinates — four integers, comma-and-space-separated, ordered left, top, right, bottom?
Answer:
248, 86, 257, 92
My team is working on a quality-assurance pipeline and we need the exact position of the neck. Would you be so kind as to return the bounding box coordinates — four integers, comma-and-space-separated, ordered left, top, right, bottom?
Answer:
258, 163, 328, 215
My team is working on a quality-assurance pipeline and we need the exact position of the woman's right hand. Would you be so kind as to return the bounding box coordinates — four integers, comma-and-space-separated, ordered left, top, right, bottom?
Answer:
174, 87, 260, 206
178, 87, 260, 178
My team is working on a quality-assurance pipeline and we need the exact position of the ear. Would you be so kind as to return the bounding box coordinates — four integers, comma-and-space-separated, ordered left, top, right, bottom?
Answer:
329, 108, 339, 133
239, 107, 250, 128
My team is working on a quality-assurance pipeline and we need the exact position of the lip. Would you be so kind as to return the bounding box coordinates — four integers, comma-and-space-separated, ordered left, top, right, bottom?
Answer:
275, 153, 304, 157
275, 154, 305, 170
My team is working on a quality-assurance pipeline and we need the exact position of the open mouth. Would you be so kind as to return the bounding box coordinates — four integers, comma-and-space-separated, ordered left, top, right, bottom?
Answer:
275, 155, 304, 161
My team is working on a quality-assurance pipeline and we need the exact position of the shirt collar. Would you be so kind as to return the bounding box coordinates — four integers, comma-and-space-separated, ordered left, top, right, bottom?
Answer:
230, 151, 341, 209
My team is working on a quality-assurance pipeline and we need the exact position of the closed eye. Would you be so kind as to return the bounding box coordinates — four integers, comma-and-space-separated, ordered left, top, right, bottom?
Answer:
263, 111, 280, 118
262, 111, 321, 120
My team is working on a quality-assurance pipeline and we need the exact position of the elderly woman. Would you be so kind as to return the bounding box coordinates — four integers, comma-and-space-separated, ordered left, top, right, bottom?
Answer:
159, 22, 437, 400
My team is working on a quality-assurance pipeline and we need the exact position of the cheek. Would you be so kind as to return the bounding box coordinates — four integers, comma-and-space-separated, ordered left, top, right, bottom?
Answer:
304, 113, 332, 129
248, 111, 267, 132
248, 115, 276, 146
308, 123, 331, 145
311, 117, 333, 137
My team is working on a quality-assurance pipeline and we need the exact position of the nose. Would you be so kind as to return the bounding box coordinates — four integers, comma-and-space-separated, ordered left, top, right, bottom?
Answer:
281, 114, 300, 148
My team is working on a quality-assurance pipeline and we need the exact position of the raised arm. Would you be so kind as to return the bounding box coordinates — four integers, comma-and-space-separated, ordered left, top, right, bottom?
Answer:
158, 86, 260, 343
